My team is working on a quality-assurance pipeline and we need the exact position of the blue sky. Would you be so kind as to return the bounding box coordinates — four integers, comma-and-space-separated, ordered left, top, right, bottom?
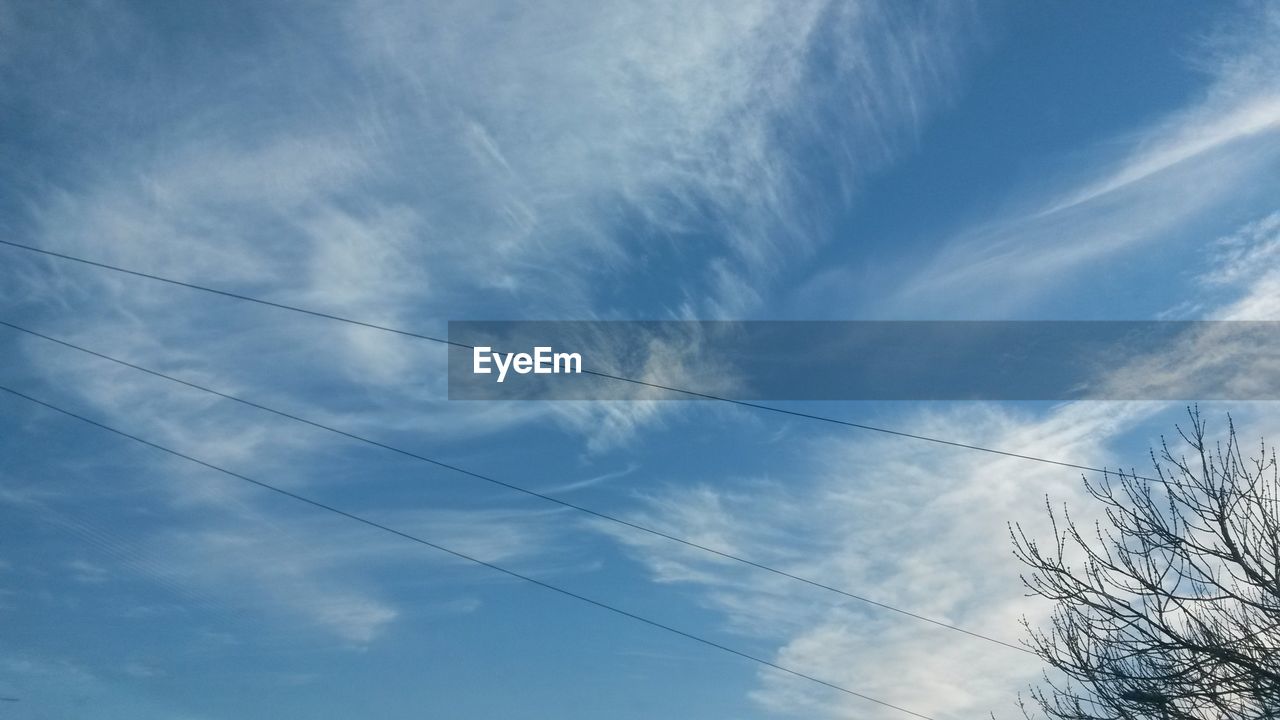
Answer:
2, 1, 1280, 718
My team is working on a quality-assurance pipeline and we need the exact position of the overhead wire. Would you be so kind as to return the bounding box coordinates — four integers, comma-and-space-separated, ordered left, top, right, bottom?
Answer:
0, 317, 1032, 654
0, 238, 1152, 481
0, 383, 941, 720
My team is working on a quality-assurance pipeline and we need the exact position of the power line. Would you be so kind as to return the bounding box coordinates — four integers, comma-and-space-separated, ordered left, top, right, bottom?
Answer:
0, 238, 1150, 481
0, 317, 1031, 655
0, 383, 941, 720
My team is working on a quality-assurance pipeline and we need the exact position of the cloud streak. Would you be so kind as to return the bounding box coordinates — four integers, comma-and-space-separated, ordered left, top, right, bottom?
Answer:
892, 3, 1280, 316
602, 201, 1280, 717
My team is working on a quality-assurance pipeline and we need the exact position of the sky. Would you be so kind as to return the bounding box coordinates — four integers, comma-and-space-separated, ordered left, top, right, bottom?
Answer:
1, 1, 1279, 718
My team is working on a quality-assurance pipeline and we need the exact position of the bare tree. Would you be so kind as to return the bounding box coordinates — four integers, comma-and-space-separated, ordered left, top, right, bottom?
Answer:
1011, 409, 1280, 720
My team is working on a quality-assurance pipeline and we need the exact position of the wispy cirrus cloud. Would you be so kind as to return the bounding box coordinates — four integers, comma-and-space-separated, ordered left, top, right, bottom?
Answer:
602, 202, 1280, 717
1093, 209, 1280, 400
890, 3, 1280, 316
1043, 96, 1280, 216
1207, 210, 1280, 319
0, 654, 207, 720
598, 400, 1159, 719
342, 0, 976, 319
2, 0, 975, 683
5, 0, 975, 454
5, 0, 977, 458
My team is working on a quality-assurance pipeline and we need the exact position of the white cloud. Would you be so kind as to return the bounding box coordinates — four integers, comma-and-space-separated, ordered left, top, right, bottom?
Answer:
605, 205, 1280, 717
1203, 211, 1280, 285
890, 4, 1280, 316
1092, 209, 1280, 399
1043, 95, 1280, 216
120, 504, 565, 645
0, 653, 208, 720
342, 0, 973, 318
1208, 210, 1280, 319
600, 401, 1164, 718
3, 0, 975, 457
3, 0, 971, 678
65, 559, 109, 585
538, 462, 639, 495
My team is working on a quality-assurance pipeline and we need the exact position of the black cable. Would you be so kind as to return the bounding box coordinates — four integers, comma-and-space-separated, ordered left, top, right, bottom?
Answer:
0, 383, 940, 720
0, 238, 1150, 481
0, 317, 1032, 654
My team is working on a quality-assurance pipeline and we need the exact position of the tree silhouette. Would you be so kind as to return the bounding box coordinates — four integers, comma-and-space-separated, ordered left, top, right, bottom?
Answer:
1012, 409, 1279, 720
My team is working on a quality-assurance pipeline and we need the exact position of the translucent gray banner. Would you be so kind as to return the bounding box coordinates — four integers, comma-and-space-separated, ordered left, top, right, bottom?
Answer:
446, 321, 1280, 400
